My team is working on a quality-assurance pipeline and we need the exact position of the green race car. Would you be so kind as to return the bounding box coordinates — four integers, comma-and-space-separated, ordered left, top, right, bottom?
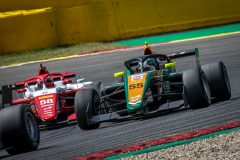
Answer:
74, 48, 231, 130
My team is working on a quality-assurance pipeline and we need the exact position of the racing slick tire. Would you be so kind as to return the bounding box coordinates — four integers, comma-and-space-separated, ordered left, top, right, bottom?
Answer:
0, 104, 39, 155
183, 68, 211, 109
74, 89, 100, 130
201, 61, 231, 102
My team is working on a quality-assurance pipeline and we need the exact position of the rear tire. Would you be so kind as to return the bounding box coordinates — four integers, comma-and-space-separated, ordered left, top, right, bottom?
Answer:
0, 104, 39, 155
183, 69, 211, 109
74, 89, 100, 130
202, 61, 231, 102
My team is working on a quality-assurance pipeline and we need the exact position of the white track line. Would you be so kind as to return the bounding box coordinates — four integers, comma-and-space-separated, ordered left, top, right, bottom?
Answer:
1, 31, 240, 69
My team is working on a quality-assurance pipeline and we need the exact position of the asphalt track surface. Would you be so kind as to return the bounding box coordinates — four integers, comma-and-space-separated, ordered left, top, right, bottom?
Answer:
0, 33, 240, 159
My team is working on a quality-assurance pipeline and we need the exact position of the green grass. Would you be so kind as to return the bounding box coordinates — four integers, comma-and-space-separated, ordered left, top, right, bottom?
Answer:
0, 42, 124, 67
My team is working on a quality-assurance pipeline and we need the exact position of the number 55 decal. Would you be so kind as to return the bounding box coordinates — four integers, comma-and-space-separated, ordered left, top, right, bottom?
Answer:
129, 83, 144, 89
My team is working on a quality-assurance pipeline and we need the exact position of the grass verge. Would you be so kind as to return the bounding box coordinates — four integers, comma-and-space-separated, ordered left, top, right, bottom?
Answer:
0, 42, 124, 67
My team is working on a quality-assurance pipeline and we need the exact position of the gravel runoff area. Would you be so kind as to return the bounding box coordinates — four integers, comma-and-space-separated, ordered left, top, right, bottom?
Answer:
122, 131, 240, 160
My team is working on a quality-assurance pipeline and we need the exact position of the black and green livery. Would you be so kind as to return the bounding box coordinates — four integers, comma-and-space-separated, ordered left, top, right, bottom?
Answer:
74, 48, 231, 130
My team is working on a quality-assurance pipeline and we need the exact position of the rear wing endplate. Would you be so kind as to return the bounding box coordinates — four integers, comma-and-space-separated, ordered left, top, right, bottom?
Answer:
0, 85, 13, 108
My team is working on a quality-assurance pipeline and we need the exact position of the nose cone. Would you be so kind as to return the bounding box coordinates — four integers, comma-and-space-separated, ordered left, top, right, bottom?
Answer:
127, 73, 147, 110
35, 94, 57, 121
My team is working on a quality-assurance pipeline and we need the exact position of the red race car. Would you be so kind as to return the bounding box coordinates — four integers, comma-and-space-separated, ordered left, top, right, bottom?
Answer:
0, 64, 97, 154
11, 64, 95, 124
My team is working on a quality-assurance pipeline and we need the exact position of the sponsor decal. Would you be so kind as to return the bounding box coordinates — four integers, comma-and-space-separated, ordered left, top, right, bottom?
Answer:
39, 98, 54, 115
38, 95, 53, 100
129, 74, 145, 90
131, 74, 144, 81
128, 73, 147, 104
35, 94, 57, 121
130, 95, 141, 103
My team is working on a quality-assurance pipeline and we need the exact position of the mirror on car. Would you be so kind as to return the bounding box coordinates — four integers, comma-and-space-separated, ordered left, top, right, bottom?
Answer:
164, 61, 176, 69
114, 71, 125, 78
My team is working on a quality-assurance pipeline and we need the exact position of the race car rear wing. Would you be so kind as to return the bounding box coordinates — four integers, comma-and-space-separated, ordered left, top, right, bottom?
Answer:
167, 48, 201, 69
14, 82, 25, 89
167, 49, 196, 59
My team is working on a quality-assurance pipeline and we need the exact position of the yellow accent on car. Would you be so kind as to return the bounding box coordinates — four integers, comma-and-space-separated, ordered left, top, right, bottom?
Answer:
114, 71, 125, 78
165, 62, 176, 69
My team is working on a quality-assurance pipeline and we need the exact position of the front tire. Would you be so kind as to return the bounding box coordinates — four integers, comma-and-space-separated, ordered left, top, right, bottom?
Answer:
202, 61, 231, 102
183, 69, 211, 109
0, 104, 39, 155
74, 89, 100, 130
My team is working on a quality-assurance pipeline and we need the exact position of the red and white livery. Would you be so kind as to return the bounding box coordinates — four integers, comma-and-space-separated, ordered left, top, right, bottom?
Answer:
10, 64, 93, 126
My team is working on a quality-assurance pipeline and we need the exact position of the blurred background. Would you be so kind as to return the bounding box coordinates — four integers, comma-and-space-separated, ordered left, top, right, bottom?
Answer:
0, 0, 240, 55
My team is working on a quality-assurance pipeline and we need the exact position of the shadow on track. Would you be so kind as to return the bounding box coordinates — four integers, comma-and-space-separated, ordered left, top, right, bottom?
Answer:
97, 107, 190, 130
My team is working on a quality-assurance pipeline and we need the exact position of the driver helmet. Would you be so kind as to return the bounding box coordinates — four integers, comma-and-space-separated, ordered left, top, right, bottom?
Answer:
35, 79, 43, 90
136, 62, 142, 72
45, 76, 54, 88
143, 42, 154, 55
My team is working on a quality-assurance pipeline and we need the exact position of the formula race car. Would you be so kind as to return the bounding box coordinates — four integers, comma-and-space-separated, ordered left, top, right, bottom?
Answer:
0, 64, 96, 154
74, 48, 231, 130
